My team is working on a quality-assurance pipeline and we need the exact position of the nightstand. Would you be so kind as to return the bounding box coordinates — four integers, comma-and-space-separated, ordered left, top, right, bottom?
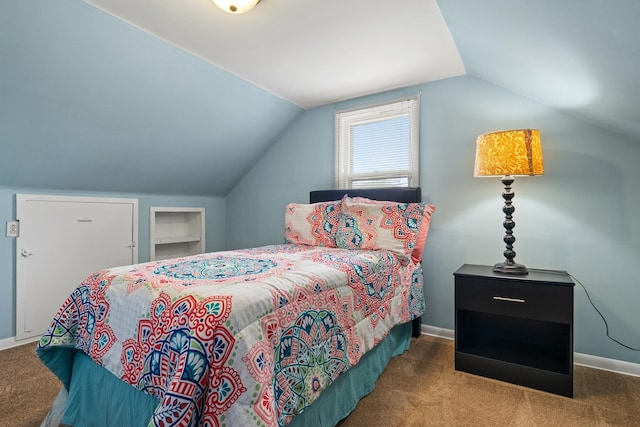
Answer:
453, 264, 575, 397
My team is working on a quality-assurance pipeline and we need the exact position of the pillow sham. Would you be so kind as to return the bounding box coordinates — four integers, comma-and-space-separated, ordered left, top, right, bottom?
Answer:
284, 201, 341, 247
336, 195, 435, 264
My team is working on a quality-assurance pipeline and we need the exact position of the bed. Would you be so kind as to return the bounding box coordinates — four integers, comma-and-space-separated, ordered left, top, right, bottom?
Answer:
37, 187, 435, 427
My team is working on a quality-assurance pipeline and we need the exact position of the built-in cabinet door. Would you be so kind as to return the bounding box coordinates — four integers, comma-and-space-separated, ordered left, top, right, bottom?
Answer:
15, 195, 138, 341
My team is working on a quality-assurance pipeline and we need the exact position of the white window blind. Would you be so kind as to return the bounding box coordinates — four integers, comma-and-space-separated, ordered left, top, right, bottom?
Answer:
335, 95, 420, 189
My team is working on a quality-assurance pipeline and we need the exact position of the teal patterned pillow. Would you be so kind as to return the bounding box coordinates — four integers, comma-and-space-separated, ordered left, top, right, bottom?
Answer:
284, 201, 341, 247
336, 196, 435, 263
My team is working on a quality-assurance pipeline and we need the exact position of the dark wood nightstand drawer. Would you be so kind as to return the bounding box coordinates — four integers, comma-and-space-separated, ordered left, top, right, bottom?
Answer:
456, 276, 573, 324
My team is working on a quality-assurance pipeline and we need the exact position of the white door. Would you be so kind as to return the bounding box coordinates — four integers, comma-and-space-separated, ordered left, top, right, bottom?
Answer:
16, 195, 138, 341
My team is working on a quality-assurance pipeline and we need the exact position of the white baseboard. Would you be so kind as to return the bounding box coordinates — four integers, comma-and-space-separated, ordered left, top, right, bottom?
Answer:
421, 324, 455, 340
420, 325, 640, 378
0, 335, 39, 352
574, 352, 640, 377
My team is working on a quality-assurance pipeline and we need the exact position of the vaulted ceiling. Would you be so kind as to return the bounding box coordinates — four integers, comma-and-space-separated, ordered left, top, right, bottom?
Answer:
84, 0, 466, 109
1, 0, 638, 196
83, 0, 640, 139
439, 0, 640, 141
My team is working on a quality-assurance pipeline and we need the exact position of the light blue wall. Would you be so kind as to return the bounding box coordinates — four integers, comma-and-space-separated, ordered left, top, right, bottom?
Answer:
225, 106, 335, 250
0, 186, 225, 340
226, 75, 640, 365
0, 0, 301, 197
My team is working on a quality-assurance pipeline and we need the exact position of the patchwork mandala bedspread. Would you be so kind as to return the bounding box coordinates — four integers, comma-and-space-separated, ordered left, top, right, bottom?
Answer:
37, 244, 424, 427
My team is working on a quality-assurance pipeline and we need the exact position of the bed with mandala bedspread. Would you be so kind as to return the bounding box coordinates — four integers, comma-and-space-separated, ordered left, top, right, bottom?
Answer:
37, 188, 435, 427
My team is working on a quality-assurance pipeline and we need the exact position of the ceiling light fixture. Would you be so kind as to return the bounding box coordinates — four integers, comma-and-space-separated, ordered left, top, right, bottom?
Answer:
212, 0, 261, 14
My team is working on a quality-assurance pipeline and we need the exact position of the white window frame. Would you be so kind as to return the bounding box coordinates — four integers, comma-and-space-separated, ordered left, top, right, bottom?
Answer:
334, 95, 420, 189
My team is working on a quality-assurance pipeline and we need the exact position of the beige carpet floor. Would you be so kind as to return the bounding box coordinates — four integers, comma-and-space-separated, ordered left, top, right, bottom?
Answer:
1, 335, 639, 426
339, 335, 640, 426
0, 340, 61, 427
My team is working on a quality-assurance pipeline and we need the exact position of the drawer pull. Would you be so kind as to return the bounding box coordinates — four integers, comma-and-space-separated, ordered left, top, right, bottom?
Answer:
493, 296, 525, 303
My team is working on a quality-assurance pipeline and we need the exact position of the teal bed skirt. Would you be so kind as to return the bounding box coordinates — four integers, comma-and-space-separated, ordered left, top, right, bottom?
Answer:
52, 321, 412, 427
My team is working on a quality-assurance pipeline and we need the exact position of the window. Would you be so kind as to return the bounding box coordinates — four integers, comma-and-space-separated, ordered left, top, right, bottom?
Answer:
335, 95, 420, 189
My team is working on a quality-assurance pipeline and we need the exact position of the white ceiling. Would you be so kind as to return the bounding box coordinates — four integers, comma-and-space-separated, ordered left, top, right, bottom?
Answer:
84, 0, 466, 109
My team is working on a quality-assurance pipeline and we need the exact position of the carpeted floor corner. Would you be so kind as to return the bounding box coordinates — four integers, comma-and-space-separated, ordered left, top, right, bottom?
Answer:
339, 335, 640, 427
1, 335, 639, 426
0, 341, 62, 427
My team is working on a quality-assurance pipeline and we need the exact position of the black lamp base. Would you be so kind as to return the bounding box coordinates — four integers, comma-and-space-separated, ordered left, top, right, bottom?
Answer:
493, 175, 529, 276
493, 261, 528, 275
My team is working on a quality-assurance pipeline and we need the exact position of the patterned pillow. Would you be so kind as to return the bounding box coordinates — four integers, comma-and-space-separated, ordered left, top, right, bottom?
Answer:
284, 201, 341, 247
336, 196, 435, 264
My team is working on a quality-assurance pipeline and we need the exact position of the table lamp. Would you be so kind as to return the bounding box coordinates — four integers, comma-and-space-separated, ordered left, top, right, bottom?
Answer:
474, 129, 544, 275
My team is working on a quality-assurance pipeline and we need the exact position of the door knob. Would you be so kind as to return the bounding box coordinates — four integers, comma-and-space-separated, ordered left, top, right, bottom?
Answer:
21, 249, 33, 258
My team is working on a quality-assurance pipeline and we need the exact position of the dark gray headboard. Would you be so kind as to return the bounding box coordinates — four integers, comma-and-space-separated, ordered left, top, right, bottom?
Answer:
309, 187, 421, 204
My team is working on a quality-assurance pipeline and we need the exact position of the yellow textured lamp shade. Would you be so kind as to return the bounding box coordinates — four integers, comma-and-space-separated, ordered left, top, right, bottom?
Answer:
474, 129, 544, 177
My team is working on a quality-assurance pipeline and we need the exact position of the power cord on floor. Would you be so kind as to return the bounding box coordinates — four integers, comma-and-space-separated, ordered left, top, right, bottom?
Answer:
569, 273, 640, 352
